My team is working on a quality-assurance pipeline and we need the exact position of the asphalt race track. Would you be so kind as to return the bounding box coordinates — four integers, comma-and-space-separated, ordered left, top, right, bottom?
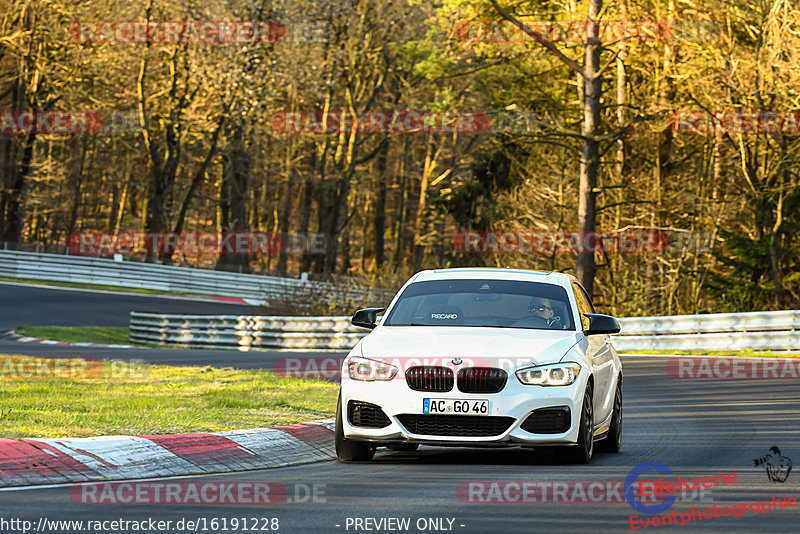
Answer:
0, 282, 259, 330
1, 284, 798, 533
0, 282, 305, 368
1, 356, 798, 533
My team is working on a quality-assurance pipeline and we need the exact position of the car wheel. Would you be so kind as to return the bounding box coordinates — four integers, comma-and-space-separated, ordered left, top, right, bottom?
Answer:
387, 443, 419, 452
597, 376, 622, 453
563, 382, 594, 464
335, 393, 376, 462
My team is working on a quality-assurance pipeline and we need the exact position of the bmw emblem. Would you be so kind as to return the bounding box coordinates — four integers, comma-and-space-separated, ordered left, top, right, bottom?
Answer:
452, 358, 463, 365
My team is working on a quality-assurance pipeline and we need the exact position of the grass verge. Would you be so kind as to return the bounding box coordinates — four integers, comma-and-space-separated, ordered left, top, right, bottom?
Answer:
0, 355, 338, 438
620, 349, 800, 358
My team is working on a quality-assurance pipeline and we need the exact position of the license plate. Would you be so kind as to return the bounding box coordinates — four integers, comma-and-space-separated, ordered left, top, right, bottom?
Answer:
422, 398, 489, 415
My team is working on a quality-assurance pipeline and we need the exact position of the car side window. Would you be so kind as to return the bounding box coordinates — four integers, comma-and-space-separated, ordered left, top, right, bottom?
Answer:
572, 282, 593, 330
578, 284, 596, 313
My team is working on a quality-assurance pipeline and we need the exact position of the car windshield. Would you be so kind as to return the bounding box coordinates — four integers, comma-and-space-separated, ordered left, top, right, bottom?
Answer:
383, 279, 575, 330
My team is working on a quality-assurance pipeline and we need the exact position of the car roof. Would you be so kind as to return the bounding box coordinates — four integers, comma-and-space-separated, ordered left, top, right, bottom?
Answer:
411, 268, 575, 287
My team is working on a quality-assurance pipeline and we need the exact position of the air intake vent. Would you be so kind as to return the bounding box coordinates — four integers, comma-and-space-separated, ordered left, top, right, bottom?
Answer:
457, 367, 508, 393
520, 407, 571, 434
405, 366, 454, 392
396, 414, 515, 437
348, 401, 391, 428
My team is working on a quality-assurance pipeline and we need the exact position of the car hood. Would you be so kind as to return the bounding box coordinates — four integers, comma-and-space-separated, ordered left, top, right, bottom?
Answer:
358, 326, 580, 367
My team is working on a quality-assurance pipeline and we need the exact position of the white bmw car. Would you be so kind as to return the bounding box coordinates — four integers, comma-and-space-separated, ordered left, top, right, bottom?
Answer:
335, 268, 623, 463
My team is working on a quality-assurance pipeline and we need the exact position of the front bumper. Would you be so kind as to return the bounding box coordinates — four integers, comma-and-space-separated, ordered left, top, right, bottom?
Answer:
340, 370, 587, 446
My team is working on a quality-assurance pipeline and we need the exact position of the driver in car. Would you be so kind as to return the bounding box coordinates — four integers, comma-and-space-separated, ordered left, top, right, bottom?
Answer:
528, 297, 562, 328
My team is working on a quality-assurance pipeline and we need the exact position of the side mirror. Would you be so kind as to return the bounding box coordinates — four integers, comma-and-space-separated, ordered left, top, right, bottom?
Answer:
583, 313, 621, 335
351, 308, 385, 330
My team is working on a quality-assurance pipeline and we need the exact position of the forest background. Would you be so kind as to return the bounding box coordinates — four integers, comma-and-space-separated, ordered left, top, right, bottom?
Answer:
1, 0, 799, 317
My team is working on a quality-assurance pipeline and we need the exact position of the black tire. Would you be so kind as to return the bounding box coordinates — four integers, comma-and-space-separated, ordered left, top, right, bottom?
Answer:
597, 376, 622, 453
563, 382, 594, 464
335, 393, 376, 461
387, 443, 419, 452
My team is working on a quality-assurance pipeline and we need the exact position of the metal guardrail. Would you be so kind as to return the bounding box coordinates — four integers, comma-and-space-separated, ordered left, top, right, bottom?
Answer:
615, 310, 800, 351
616, 310, 800, 335
129, 313, 366, 350
129, 310, 800, 352
0, 249, 390, 305
612, 330, 800, 351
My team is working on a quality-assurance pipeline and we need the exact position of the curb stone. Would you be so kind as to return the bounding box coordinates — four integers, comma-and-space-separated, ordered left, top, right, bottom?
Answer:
3, 330, 144, 350
0, 419, 335, 488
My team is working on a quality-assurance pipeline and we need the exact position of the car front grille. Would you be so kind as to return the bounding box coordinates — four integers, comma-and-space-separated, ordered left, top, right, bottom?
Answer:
457, 367, 508, 393
405, 366, 454, 392
396, 414, 515, 437
348, 401, 392, 428
520, 406, 571, 434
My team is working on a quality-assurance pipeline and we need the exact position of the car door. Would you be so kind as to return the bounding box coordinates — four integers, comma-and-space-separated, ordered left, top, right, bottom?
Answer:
572, 282, 614, 427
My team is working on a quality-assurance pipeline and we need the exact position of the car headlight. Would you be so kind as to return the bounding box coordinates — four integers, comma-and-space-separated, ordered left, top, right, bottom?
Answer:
346, 356, 398, 381
516, 362, 581, 386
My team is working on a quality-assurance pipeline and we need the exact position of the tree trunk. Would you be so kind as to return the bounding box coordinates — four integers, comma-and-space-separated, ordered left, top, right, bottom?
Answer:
373, 137, 390, 269
392, 137, 410, 269
66, 139, 87, 239
299, 149, 316, 273
359, 188, 372, 273
2, 132, 35, 247
171, 114, 226, 238
215, 124, 251, 273
768, 140, 788, 306
0, 3, 39, 249
413, 132, 437, 270
490, 0, 604, 298
575, 0, 603, 298
112, 170, 131, 235
276, 148, 295, 276
609, 0, 628, 313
